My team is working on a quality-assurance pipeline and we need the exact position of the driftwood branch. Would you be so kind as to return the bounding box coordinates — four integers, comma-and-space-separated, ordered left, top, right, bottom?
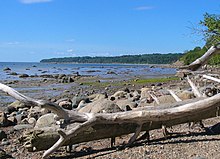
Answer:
203, 75, 220, 83
186, 76, 202, 97
168, 89, 182, 102
180, 44, 220, 71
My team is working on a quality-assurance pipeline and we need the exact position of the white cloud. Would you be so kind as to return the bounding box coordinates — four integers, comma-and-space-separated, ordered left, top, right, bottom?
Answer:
67, 49, 74, 53
134, 6, 154, 11
4, 41, 21, 45
19, 0, 53, 4
66, 39, 75, 43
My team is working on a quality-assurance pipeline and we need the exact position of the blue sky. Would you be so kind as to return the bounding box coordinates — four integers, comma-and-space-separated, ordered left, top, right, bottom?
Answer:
0, 0, 219, 62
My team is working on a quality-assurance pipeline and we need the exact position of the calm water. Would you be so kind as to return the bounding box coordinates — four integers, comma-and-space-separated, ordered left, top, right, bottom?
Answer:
0, 62, 177, 81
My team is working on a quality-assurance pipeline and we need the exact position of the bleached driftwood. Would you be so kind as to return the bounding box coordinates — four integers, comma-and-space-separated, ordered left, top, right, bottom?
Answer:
203, 75, 220, 83
1, 82, 220, 158
180, 44, 220, 71
168, 89, 182, 102
186, 76, 202, 97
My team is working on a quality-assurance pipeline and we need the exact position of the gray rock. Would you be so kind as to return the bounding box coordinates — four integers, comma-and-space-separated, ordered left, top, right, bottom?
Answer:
3, 67, 11, 71
116, 99, 137, 111
0, 130, 7, 141
72, 95, 90, 108
40, 74, 54, 78
0, 148, 10, 159
5, 106, 16, 114
59, 101, 72, 110
9, 72, 18, 75
107, 71, 117, 74
35, 113, 56, 129
28, 117, 37, 126
112, 91, 128, 99
78, 99, 122, 113
19, 74, 29, 78
58, 74, 66, 79
9, 100, 28, 109
0, 111, 9, 127
1, 139, 10, 146
153, 95, 176, 105
7, 116, 17, 125
88, 93, 107, 101
13, 124, 33, 130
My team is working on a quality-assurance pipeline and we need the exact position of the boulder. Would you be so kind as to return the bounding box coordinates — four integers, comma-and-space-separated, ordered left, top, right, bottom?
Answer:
177, 90, 194, 100
112, 91, 128, 99
35, 113, 57, 129
116, 99, 137, 111
88, 93, 107, 101
153, 95, 176, 105
9, 100, 28, 109
78, 99, 122, 113
140, 87, 151, 99
72, 95, 90, 108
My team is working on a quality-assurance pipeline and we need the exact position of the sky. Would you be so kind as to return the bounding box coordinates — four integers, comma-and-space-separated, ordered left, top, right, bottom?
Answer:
0, 0, 219, 62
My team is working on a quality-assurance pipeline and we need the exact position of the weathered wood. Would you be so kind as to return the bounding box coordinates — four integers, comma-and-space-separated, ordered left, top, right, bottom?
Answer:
180, 44, 220, 71
20, 95, 220, 153
168, 89, 182, 102
203, 75, 220, 83
186, 76, 202, 97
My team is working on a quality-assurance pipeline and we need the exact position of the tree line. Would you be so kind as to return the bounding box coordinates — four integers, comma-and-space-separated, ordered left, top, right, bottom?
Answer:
40, 53, 183, 64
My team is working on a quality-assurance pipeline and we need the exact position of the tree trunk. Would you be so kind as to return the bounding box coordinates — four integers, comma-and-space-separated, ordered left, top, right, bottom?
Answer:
20, 95, 220, 152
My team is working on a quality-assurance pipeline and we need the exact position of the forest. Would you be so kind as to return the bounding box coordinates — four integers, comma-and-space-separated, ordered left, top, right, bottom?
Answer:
40, 53, 183, 64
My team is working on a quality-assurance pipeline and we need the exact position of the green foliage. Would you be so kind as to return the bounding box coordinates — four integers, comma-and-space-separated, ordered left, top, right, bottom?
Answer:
181, 13, 220, 66
180, 46, 220, 65
200, 13, 220, 46
180, 46, 207, 65
40, 53, 183, 64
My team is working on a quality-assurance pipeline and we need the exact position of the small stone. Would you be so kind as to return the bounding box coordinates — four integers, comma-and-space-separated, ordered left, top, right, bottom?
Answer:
1, 139, 10, 146
28, 117, 36, 125
3, 67, 11, 71
0, 111, 9, 127
19, 74, 29, 78
59, 101, 72, 110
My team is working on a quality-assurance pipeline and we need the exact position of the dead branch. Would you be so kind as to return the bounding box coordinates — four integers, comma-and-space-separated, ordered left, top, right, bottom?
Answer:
180, 44, 220, 71
203, 75, 220, 83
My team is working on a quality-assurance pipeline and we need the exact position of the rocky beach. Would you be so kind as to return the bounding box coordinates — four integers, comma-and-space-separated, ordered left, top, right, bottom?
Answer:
0, 63, 220, 159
